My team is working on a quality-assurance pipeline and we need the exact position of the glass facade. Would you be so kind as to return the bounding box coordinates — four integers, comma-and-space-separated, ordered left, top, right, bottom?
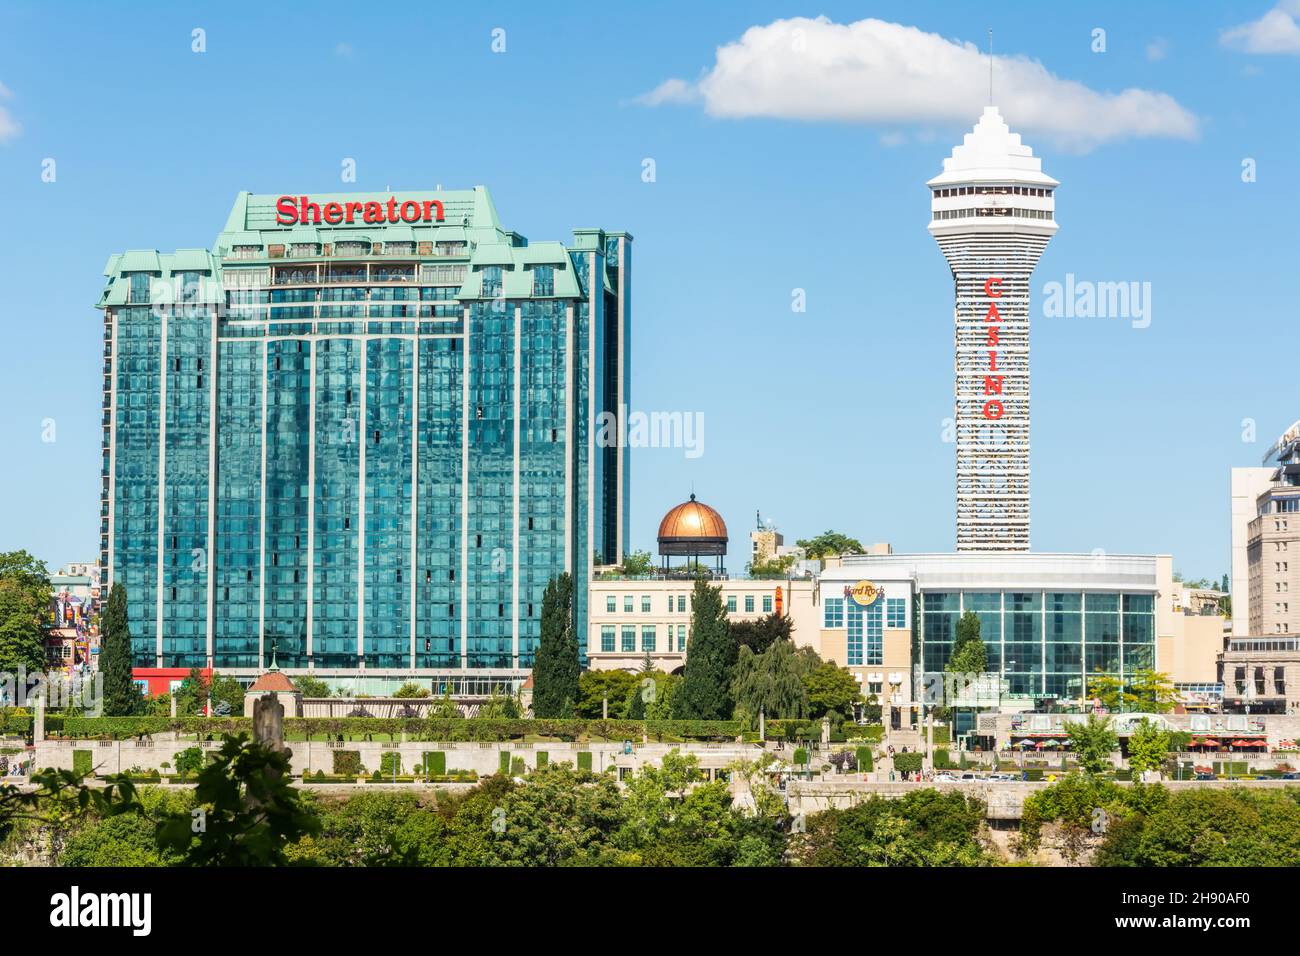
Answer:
98, 190, 630, 685
920, 589, 1155, 698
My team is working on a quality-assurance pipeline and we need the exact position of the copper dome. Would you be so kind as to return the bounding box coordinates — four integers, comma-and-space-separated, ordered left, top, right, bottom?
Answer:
657, 494, 728, 557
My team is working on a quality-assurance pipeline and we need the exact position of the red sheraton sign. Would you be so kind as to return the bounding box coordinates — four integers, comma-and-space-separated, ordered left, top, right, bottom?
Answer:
274, 195, 445, 226
982, 276, 1004, 420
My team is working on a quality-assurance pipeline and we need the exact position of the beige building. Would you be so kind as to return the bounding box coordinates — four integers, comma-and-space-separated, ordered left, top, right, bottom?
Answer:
1244, 421, 1300, 636
590, 500, 1226, 723
587, 575, 813, 673
1232, 466, 1275, 636
1218, 636, 1300, 714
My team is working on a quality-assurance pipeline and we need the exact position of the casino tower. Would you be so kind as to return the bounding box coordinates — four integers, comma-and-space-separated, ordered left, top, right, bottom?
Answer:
929, 107, 1058, 551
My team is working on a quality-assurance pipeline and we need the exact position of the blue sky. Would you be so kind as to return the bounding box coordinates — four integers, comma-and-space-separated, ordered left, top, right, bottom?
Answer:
1, 1, 1297, 579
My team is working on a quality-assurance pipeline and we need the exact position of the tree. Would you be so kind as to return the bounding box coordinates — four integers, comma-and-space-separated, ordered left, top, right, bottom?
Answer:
293, 674, 332, 698
100, 583, 139, 717
619, 550, 653, 577
1088, 669, 1178, 713
951, 611, 981, 658
803, 661, 862, 720
576, 669, 640, 719
393, 681, 430, 699
1065, 714, 1119, 776
532, 573, 579, 718
787, 790, 988, 867
155, 734, 321, 866
674, 576, 736, 719
208, 673, 245, 717
730, 641, 809, 727
427, 688, 462, 719
1126, 670, 1179, 714
794, 531, 865, 559
747, 554, 796, 578
1127, 718, 1171, 777
173, 668, 211, 717
730, 613, 792, 655
0, 551, 53, 682
0, 580, 46, 679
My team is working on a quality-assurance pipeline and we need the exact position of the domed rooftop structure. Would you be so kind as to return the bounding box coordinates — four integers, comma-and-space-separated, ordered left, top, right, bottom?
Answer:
657, 494, 728, 572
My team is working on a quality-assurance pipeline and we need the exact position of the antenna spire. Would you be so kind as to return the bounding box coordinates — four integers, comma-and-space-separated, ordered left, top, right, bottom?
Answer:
988, 28, 994, 106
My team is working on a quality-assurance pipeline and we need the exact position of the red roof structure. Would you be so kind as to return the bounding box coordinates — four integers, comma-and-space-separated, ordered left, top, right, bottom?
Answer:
249, 670, 298, 694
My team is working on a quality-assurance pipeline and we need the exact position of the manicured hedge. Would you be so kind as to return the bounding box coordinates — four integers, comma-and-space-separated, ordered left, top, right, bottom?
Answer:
577, 751, 593, 771
423, 751, 446, 775
535, 751, 548, 769
498, 751, 511, 775
855, 747, 873, 772
893, 752, 923, 774
332, 750, 361, 776
379, 752, 402, 776
39, 716, 745, 742
934, 748, 954, 769
72, 749, 93, 777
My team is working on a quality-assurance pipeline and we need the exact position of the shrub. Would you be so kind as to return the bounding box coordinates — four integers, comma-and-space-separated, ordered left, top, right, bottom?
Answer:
535, 751, 548, 769
934, 748, 953, 769
856, 747, 873, 772
510, 756, 525, 777
72, 749, 93, 777
333, 750, 362, 776
893, 752, 923, 774
379, 752, 402, 776
577, 751, 593, 771
423, 751, 446, 776
498, 751, 511, 775
174, 746, 205, 778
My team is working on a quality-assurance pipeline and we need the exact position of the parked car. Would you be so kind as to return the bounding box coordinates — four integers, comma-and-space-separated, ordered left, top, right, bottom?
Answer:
959, 773, 978, 782
934, 772, 959, 782
1282, 771, 1300, 780
1194, 772, 1217, 781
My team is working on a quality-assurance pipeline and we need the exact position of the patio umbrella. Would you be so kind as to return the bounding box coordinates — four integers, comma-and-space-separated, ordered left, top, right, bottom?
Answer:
1200, 738, 1220, 747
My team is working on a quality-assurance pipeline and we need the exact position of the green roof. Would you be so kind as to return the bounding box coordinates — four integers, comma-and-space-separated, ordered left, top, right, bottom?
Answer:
97, 187, 616, 307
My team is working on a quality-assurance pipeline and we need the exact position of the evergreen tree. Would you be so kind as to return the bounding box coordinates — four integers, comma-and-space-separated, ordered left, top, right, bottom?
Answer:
531, 573, 579, 718
951, 611, 982, 658
101, 583, 139, 717
674, 576, 736, 719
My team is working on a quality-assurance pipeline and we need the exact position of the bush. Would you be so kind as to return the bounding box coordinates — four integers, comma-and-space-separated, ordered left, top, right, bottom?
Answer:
72, 749, 93, 777
893, 752, 923, 774
577, 751, 593, 771
510, 756, 526, 777
498, 751, 511, 775
379, 752, 402, 776
174, 746, 205, 778
856, 747, 873, 772
535, 751, 548, 769
934, 748, 953, 769
423, 751, 446, 776
333, 750, 362, 776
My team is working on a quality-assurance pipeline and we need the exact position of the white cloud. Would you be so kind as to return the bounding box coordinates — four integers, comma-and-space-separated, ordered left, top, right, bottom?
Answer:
632, 77, 698, 107
637, 16, 1198, 152
0, 82, 20, 144
1146, 38, 1169, 61
1222, 2, 1300, 54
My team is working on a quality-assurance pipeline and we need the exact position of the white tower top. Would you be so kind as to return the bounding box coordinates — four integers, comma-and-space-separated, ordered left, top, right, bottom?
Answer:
928, 107, 1059, 188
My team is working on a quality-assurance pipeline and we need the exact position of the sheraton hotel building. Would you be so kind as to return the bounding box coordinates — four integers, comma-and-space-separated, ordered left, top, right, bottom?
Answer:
97, 188, 630, 693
